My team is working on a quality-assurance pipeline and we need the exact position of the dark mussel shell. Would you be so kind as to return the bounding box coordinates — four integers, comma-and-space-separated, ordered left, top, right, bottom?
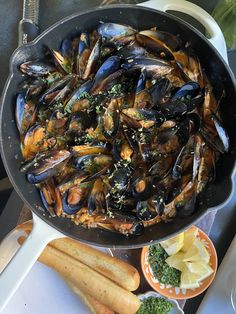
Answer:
21, 150, 71, 184
120, 112, 142, 130
97, 22, 136, 39
95, 212, 144, 236
60, 38, 73, 58
15, 93, 36, 135
211, 113, 229, 153
174, 181, 197, 217
122, 57, 173, 80
64, 79, 94, 113
172, 81, 200, 101
159, 100, 188, 119
109, 165, 132, 193
91, 55, 121, 93
136, 200, 158, 221
100, 41, 117, 59
74, 154, 113, 173
197, 145, 215, 194
136, 33, 174, 60
102, 99, 120, 139
117, 44, 148, 60
77, 32, 91, 77
20, 60, 55, 76
149, 78, 170, 105
39, 179, 57, 217
172, 135, 194, 180
122, 108, 165, 126
82, 37, 101, 80
20, 78, 46, 99
148, 155, 174, 180
62, 186, 86, 215
38, 74, 74, 105
138, 30, 181, 52
50, 49, 72, 74
112, 138, 133, 162
46, 109, 67, 135
21, 124, 57, 160
68, 112, 91, 134
131, 176, 153, 201
76, 33, 91, 78
88, 179, 107, 215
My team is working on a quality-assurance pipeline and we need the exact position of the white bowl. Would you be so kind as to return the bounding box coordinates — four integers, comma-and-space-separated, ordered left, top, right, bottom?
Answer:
138, 291, 184, 314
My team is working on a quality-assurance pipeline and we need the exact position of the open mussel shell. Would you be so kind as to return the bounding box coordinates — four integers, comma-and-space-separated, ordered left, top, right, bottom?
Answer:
102, 99, 120, 139
39, 180, 57, 217
61, 184, 88, 215
72, 143, 109, 156
64, 79, 94, 113
74, 154, 113, 174
15, 93, 36, 135
68, 112, 91, 134
122, 108, 166, 127
88, 179, 107, 215
138, 30, 181, 51
38, 74, 74, 105
77, 32, 91, 77
46, 109, 67, 135
97, 22, 136, 40
82, 37, 101, 80
21, 150, 71, 184
136, 200, 158, 221
95, 212, 144, 236
112, 138, 133, 162
136, 33, 174, 60
131, 176, 153, 201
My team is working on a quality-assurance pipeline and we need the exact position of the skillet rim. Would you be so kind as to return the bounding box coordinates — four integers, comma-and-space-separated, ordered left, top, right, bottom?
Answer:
0, 4, 236, 248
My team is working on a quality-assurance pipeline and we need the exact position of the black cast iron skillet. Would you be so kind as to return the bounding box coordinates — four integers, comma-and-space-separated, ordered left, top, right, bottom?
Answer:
0, 5, 236, 249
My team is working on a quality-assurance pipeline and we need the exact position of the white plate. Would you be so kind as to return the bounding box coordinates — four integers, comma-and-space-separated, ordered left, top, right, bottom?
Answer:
138, 291, 184, 314
0, 225, 110, 314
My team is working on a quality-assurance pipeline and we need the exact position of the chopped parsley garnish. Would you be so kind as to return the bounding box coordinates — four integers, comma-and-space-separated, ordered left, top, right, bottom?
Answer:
148, 243, 181, 287
137, 296, 173, 314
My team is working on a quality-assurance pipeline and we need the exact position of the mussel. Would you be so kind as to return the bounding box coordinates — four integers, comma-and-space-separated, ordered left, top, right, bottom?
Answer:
15, 93, 36, 135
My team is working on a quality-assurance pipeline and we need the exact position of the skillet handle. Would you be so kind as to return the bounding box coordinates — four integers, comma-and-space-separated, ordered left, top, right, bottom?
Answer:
138, 0, 228, 64
0, 213, 64, 312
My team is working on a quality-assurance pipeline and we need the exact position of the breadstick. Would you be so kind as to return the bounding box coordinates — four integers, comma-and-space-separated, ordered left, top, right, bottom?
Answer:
18, 236, 140, 313
38, 244, 140, 314
16, 222, 140, 291
50, 237, 140, 291
66, 278, 114, 314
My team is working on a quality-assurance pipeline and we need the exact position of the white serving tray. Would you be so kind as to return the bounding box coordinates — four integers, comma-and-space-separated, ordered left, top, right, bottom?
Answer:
0, 227, 108, 314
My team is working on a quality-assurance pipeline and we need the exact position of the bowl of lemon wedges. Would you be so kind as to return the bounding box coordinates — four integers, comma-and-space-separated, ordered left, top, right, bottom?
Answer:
141, 226, 217, 299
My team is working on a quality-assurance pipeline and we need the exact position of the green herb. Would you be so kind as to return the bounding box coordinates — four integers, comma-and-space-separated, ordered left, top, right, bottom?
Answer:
108, 83, 125, 97
137, 296, 173, 314
148, 243, 181, 287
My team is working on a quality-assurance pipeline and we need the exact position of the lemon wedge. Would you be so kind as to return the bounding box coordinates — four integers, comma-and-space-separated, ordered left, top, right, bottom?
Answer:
160, 232, 184, 255
193, 238, 210, 264
182, 227, 198, 252
185, 261, 213, 281
165, 252, 186, 271
180, 267, 201, 289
